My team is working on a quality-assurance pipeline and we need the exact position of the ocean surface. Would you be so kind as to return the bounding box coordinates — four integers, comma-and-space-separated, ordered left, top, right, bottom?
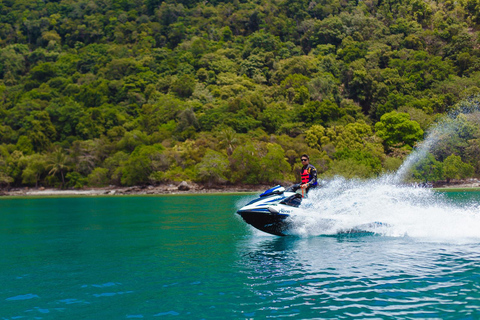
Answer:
1, 185, 480, 319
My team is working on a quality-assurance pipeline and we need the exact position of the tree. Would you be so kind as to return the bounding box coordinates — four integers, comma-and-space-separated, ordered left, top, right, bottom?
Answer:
0, 171, 14, 187
65, 172, 87, 189
20, 153, 46, 187
170, 74, 196, 98
375, 111, 424, 149
46, 148, 70, 188
196, 149, 229, 185
443, 154, 474, 182
0, 156, 13, 187
121, 144, 165, 185
297, 100, 344, 125
259, 143, 291, 183
305, 124, 326, 149
117, 130, 150, 153
70, 138, 112, 176
308, 72, 341, 102
88, 168, 110, 187
259, 103, 290, 134
46, 98, 86, 141
432, 114, 479, 162
229, 142, 262, 184
176, 107, 199, 141
334, 121, 374, 150
312, 16, 345, 47
29, 62, 58, 83
347, 68, 375, 111
410, 153, 443, 183
273, 56, 320, 83
331, 148, 383, 178
327, 158, 374, 179
0, 44, 28, 82
16, 136, 34, 155
218, 127, 238, 156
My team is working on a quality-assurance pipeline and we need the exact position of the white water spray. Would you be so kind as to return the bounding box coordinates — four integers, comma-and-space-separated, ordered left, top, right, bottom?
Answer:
289, 98, 480, 239
293, 178, 480, 239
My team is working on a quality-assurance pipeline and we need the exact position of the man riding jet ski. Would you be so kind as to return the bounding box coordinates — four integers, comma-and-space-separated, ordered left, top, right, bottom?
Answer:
236, 154, 318, 236
236, 184, 388, 236
236, 155, 388, 236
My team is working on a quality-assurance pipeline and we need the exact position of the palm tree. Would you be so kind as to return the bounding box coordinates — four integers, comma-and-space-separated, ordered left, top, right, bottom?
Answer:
47, 147, 70, 188
219, 127, 238, 156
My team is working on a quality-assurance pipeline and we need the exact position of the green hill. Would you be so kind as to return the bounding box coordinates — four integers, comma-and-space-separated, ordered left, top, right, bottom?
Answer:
1, 0, 480, 188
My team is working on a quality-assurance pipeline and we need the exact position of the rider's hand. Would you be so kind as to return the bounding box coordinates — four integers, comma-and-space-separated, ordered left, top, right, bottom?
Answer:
301, 184, 308, 188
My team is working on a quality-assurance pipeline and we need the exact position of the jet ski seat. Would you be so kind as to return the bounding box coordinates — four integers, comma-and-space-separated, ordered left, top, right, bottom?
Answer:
279, 193, 302, 208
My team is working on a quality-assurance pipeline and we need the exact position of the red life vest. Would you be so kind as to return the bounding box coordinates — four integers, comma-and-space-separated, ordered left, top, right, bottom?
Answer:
301, 168, 310, 184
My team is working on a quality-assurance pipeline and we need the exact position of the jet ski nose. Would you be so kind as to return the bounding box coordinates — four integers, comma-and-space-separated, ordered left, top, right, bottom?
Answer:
268, 206, 279, 214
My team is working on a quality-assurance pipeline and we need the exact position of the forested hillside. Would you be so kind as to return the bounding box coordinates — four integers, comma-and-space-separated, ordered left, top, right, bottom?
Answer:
1, 0, 480, 188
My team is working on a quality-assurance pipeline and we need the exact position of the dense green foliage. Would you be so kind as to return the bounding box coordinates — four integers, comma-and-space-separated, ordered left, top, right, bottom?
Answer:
2, 0, 480, 188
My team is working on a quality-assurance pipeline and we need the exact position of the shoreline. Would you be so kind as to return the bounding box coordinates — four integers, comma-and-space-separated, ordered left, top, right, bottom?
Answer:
1, 179, 480, 198
0, 182, 272, 197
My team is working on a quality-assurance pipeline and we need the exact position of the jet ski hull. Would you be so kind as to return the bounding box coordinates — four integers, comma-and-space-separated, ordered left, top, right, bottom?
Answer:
236, 185, 302, 236
237, 210, 290, 236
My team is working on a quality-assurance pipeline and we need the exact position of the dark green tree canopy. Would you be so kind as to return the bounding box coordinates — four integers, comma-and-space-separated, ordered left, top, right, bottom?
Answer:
1, 0, 480, 188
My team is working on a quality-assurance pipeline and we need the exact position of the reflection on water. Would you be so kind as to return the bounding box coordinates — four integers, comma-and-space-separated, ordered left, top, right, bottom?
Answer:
235, 235, 480, 318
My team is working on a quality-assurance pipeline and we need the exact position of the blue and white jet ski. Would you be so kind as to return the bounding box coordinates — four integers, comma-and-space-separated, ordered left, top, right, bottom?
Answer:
237, 185, 389, 236
236, 185, 303, 236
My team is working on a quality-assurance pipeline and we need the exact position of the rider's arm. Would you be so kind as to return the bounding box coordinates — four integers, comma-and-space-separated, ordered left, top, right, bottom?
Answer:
308, 167, 317, 186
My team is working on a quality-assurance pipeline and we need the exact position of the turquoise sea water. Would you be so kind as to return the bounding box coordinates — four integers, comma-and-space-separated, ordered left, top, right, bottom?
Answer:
1, 189, 480, 319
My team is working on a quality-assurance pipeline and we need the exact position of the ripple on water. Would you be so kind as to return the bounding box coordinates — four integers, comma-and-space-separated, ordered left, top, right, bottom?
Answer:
5, 294, 39, 301
234, 236, 480, 318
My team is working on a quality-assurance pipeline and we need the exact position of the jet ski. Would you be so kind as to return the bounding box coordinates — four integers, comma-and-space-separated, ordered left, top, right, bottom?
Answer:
236, 185, 304, 236
237, 185, 389, 236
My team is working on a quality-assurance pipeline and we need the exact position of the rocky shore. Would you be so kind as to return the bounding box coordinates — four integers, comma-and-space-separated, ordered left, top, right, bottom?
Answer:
432, 178, 480, 189
0, 181, 272, 197
1, 179, 480, 197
